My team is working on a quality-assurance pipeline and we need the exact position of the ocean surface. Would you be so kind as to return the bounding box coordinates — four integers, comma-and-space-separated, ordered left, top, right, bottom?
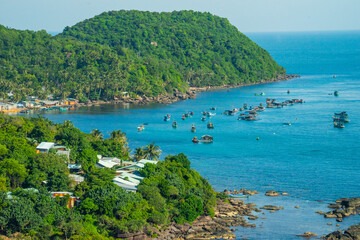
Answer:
23, 31, 360, 239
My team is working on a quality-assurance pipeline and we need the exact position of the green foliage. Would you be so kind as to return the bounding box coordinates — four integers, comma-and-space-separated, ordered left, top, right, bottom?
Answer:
138, 153, 217, 224
0, 114, 219, 238
0, 10, 285, 101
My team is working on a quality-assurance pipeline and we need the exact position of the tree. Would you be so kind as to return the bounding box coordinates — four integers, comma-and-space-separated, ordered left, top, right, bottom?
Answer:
91, 129, 103, 141
143, 142, 161, 160
0, 158, 28, 189
134, 147, 145, 161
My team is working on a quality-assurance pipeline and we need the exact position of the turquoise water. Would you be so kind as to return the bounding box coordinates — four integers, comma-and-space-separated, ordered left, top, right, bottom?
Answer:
24, 31, 360, 239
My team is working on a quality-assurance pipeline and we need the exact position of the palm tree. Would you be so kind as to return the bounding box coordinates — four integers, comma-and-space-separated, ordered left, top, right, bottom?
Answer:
91, 129, 103, 141
134, 147, 145, 161
143, 142, 161, 161
110, 130, 127, 144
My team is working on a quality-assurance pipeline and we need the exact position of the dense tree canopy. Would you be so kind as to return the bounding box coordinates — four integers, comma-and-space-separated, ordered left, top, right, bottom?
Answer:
0, 114, 220, 239
0, 10, 285, 102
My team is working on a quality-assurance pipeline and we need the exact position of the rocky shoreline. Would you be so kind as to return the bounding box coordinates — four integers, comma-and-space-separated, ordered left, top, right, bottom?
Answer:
117, 198, 260, 240
75, 74, 300, 108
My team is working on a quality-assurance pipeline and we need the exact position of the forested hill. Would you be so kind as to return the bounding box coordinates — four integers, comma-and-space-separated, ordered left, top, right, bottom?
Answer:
0, 10, 286, 102
60, 10, 285, 87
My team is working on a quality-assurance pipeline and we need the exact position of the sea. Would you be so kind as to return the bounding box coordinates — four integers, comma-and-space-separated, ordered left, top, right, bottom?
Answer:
22, 31, 360, 239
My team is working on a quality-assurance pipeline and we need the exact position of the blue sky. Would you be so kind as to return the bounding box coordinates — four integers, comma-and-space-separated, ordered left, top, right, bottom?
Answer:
0, 0, 359, 33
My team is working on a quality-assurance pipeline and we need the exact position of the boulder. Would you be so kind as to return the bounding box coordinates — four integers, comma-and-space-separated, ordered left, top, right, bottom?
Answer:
297, 232, 317, 238
265, 190, 280, 197
260, 205, 284, 211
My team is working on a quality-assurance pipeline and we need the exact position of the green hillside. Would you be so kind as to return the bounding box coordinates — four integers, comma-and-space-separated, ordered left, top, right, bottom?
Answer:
0, 10, 286, 102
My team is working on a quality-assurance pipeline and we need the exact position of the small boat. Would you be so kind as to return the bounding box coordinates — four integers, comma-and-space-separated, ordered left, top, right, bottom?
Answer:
254, 92, 265, 96
60, 107, 68, 112
334, 91, 339, 96
333, 75, 337, 78
164, 114, 171, 121
137, 125, 145, 131
184, 113, 190, 118
189, 111, 194, 116
207, 121, 214, 129
207, 112, 216, 117
287, 90, 290, 94
199, 135, 213, 143
210, 107, 216, 110
181, 116, 186, 120
20, 109, 30, 113
223, 110, 235, 116
201, 116, 206, 121
334, 121, 345, 128
283, 122, 291, 126
243, 104, 248, 109
202, 111, 207, 116
240, 108, 244, 111
191, 124, 196, 132
192, 136, 199, 143
172, 121, 178, 128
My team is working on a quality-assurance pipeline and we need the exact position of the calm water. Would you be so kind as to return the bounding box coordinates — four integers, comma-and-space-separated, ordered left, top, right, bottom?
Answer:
24, 31, 360, 239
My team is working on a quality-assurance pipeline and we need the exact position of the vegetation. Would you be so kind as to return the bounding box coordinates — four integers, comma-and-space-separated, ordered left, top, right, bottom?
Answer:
0, 114, 218, 239
0, 10, 285, 102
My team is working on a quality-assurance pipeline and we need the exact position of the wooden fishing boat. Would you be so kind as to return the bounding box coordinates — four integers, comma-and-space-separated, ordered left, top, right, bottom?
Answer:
192, 136, 199, 143
137, 125, 145, 131
172, 121, 178, 128
199, 135, 213, 143
191, 124, 196, 132
201, 116, 206, 121
207, 121, 214, 129
210, 107, 216, 110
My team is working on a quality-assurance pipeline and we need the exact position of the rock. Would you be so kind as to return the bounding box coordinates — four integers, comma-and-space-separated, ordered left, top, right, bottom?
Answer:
325, 224, 360, 239
248, 215, 258, 221
265, 190, 280, 197
260, 205, 284, 211
315, 211, 324, 215
336, 224, 340, 227
328, 203, 341, 209
230, 228, 236, 232
328, 223, 333, 225
336, 218, 343, 222
282, 192, 290, 196
270, 210, 275, 213
297, 232, 317, 238
295, 206, 300, 209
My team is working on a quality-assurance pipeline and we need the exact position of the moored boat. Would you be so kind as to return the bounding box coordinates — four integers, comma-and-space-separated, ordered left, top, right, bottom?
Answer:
164, 114, 171, 121
207, 121, 214, 129
201, 116, 206, 121
192, 136, 199, 143
210, 107, 216, 110
207, 112, 216, 117
199, 135, 213, 143
191, 124, 196, 132
334, 90, 339, 96
137, 125, 145, 131
172, 121, 178, 128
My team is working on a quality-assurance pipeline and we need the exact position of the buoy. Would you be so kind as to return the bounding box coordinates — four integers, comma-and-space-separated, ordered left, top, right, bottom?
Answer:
256, 137, 260, 140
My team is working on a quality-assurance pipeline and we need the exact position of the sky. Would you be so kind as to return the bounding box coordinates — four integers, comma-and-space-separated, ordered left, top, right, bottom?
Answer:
0, 0, 359, 33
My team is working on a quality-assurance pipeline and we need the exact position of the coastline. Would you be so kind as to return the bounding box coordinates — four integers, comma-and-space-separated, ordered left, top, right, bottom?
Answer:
75, 74, 300, 108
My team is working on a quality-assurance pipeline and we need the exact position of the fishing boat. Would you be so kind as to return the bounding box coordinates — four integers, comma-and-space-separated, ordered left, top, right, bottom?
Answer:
202, 111, 207, 116
184, 113, 190, 118
254, 92, 265, 96
240, 108, 244, 111
181, 115, 186, 120
191, 124, 196, 132
192, 136, 199, 143
334, 91, 339, 96
283, 122, 291, 126
287, 89, 290, 94
189, 111, 194, 116
210, 107, 216, 110
243, 103, 248, 109
257, 105, 266, 111
164, 114, 171, 121
334, 121, 345, 128
223, 110, 235, 116
172, 121, 178, 128
137, 125, 145, 131
201, 116, 206, 121
240, 115, 259, 121
199, 135, 213, 143
207, 112, 216, 117
207, 121, 214, 129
